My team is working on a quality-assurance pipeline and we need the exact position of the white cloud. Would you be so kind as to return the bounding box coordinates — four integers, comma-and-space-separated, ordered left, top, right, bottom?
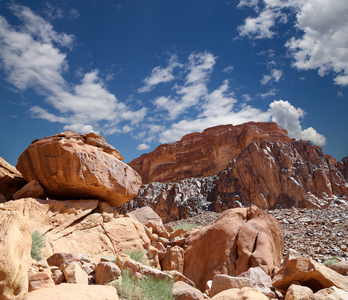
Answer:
261, 75, 272, 85
268, 100, 326, 146
223, 66, 234, 73
238, 0, 348, 86
259, 88, 278, 98
261, 68, 283, 85
136, 143, 150, 151
138, 54, 181, 93
0, 5, 146, 135
152, 52, 216, 120
238, 8, 286, 39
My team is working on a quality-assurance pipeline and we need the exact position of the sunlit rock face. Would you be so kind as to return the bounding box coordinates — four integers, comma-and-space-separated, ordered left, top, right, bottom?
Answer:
129, 122, 292, 184
16, 131, 141, 207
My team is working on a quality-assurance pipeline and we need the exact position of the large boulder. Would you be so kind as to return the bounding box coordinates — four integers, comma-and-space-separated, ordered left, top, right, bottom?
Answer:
0, 156, 26, 200
183, 206, 283, 291
0, 210, 32, 300
272, 257, 348, 293
129, 122, 292, 183
16, 131, 141, 207
0, 198, 152, 262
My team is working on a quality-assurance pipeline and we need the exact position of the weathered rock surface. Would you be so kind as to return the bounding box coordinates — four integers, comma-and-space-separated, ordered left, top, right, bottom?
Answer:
22, 283, 119, 300
210, 287, 268, 300
13, 180, 45, 200
16, 131, 141, 207
119, 138, 347, 222
336, 156, 348, 181
210, 275, 253, 297
129, 122, 292, 184
28, 272, 55, 292
183, 206, 283, 291
94, 262, 121, 285
0, 156, 26, 200
0, 210, 32, 300
272, 257, 348, 293
0, 198, 152, 262
213, 140, 347, 210
172, 281, 207, 300
118, 176, 217, 223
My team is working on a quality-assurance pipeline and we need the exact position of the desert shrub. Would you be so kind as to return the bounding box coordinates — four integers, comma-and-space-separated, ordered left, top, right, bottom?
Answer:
323, 256, 341, 267
115, 270, 175, 300
31, 230, 46, 261
125, 249, 146, 264
172, 222, 197, 232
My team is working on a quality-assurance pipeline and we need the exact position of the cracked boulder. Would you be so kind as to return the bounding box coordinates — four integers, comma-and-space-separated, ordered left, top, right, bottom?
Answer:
183, 206, 283, 291
16, 131, 141, 207
0, 198, 152, 262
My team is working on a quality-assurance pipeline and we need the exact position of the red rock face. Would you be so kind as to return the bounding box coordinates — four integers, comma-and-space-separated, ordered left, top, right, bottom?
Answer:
214, 140, 348, 210
16, 131, 141, 207
119, 127, 347, 221
129, 122, 293, 184
183, 206, 284, 291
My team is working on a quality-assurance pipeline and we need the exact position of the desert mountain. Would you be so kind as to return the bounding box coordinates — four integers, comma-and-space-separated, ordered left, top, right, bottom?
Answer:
120, 122, 348, 222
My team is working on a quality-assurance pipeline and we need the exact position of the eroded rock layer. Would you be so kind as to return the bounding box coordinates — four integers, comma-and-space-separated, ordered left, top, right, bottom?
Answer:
119, 139, 347, 222
129, 122, 293, 184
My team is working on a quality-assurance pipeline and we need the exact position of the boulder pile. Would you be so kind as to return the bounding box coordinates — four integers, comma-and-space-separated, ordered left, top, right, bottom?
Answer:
0, 124, 347, 299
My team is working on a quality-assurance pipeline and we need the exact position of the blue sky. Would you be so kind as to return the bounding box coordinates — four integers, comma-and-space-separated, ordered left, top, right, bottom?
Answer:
0, 0, 347, 166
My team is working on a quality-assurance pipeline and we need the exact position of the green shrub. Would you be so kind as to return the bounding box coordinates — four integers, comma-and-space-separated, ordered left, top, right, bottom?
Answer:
172, 222, 197, 232
125, 249, 146, 264
323, 256, 341, 267
115, 270, 175, 300
31, 230, 46, 261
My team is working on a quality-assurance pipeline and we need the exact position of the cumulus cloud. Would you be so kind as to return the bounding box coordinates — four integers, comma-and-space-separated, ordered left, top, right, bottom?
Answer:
151, 52, 216, 120
268, 100, 326, 146
238, 0, 348, 86
138, 54, 181, 93
261, 68, 283, 85
0, 5, 145, 135
136, 143, 150, 151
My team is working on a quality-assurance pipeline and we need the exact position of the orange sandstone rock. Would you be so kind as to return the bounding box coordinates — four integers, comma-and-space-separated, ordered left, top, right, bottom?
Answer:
183, 206, 283, 292
16, 131, 141, 207
129, 122, 292, 184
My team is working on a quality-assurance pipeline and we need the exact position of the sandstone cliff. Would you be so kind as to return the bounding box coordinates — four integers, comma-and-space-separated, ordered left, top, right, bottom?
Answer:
129, 122, 293, 184
120, 131, 347, 222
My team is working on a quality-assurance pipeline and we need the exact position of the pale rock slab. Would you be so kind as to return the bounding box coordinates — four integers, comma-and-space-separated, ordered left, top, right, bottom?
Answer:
22, 283, 118, 300
0, 210, 32, 300
210, 287, 268, 300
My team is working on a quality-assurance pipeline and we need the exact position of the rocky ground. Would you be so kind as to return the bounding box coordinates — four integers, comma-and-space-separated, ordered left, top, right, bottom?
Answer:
167, 197, 348, 264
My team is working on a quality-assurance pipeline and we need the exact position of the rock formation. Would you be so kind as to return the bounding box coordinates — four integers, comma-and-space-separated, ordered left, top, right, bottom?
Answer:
16, 131, 141, 207
0, 156, 26, 200
183, 206, 284, 291
119, 136, 347, 221
0, 210, 32, 299
0, 198, 152, 262
129, 122, 293, 183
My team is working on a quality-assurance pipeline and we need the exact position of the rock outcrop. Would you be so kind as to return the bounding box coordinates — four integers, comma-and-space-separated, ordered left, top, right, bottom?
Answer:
0, 156, 26, 200
0, 210, 32, 300
0, 198, 152, 262
16, 131, 141, 207
129, 122, 292, 184
183, 206, 284, 291
119, 137, 347, 221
